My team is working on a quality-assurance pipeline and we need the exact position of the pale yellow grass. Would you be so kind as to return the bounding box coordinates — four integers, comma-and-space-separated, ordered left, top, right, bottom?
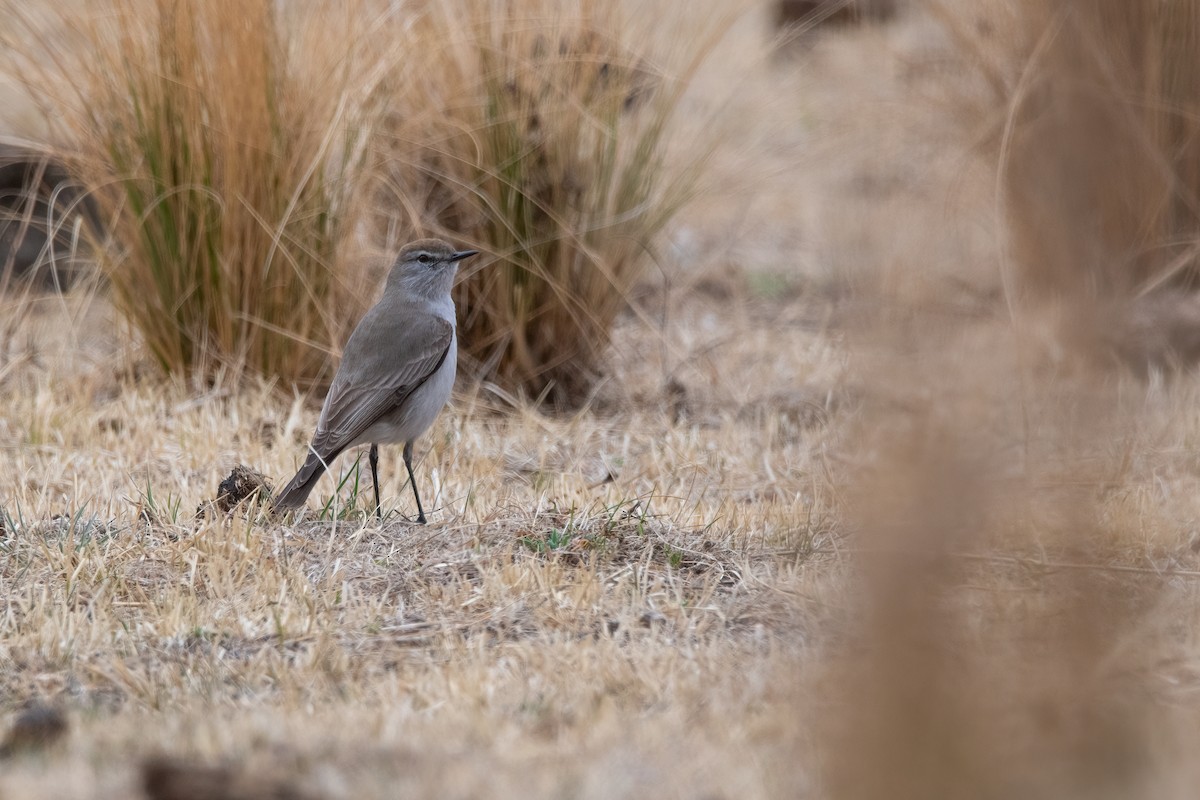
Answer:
0, 272, 839, 798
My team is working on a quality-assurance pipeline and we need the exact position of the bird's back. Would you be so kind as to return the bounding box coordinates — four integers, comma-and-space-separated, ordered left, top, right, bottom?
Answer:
313, 293, 455, 454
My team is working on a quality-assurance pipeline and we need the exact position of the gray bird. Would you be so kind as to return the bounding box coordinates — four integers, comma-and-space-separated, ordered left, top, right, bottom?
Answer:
273, 238, 479, 522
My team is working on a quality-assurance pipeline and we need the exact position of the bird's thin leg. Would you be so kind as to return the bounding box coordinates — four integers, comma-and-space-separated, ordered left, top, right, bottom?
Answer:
403, 441, 426, 524
368, 444, 382, 520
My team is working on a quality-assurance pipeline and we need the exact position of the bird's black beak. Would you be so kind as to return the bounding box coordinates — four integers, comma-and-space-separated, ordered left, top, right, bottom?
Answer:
450, 250, 479, 262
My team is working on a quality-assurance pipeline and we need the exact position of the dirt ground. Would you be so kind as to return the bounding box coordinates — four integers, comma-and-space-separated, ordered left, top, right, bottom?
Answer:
6, 3, 1200, 799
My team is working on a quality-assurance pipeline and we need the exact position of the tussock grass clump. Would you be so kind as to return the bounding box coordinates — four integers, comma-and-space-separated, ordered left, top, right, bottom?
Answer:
939, 1, 1200, 364
2, 0, 719, 401
379, 1, 714, 406
1, 0, 385, 390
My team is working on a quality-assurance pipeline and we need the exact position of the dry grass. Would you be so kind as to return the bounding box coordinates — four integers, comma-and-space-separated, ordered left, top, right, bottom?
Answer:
1, 0, 722, 404
375, 0, 719, 406
0, 0, 387, 390
9, 2, 1200, 799
0, 276, 838, 796
933, 0, 1200, 368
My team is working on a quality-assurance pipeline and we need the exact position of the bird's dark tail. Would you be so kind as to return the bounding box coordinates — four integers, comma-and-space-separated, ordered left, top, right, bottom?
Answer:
273, 448, 337, 511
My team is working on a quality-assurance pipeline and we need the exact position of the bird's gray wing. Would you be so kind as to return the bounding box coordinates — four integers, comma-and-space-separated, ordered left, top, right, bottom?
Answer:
308, 314, 453, 459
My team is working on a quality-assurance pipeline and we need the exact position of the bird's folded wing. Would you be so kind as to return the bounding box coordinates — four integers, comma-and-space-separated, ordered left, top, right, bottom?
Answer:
309, 316, 453, 458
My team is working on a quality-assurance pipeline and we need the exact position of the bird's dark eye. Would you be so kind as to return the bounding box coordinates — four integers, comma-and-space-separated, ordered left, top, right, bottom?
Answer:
417, 253, 433, 265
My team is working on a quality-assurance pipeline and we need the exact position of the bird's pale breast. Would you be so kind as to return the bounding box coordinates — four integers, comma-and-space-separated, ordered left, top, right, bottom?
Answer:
349, 332, 457, 448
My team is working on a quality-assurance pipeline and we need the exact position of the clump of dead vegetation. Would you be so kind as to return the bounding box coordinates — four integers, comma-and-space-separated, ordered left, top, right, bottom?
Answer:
936, 0, 1200, 369
0, 0, 722, 407
0, 0, 391, 391
376, 0, 720, 406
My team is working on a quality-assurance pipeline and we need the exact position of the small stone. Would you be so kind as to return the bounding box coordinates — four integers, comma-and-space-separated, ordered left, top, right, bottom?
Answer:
0, 702, 68, 757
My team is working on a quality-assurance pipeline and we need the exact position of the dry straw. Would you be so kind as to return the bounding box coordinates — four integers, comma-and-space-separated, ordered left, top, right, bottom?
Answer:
2, 0, 721, 404
1, 0, 389, 390
374, 0, 720, 406
935, 0, 1200, 366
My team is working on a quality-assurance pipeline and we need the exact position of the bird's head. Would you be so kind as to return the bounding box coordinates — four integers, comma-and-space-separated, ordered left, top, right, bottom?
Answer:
387, 238, 479, 299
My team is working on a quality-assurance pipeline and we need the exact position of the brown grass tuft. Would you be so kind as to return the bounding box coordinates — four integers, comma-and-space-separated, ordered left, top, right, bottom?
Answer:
937, 0, 1200, 367
373, 0, 719, 406
0, 0, 387, 390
